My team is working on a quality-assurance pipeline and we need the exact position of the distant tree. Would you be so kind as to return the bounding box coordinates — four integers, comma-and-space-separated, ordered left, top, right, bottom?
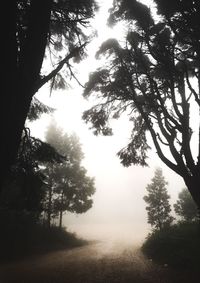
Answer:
0, 128, 63, 224
82, 0, 200, 210
174, 188, 199, 223
43, 121, 95, 228
0, 100, 63, 224
1, 0, 98, 190
143, 168, 174, 230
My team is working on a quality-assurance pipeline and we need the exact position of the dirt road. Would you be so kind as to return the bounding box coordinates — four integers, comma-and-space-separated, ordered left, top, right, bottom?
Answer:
0, 240, 198, 283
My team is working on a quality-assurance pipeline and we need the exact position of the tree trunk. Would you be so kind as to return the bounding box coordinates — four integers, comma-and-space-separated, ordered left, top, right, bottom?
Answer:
47, 185, 53, 228
184, 176, 200, 211
59, 191, 64, 229
1, 1, 18, 189
59, 210, 63, 229
0, 0, 53, 191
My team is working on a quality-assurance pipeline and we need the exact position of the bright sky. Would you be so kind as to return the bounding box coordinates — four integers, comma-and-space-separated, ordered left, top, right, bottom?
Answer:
31, 0, 185, 244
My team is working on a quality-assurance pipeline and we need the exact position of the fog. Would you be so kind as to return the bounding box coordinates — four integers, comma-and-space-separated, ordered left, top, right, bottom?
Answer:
30, 0, 185, 246
31, 88, 184, 245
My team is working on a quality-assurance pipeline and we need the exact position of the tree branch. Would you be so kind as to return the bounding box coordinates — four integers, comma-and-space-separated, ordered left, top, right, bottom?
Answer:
35, 43, 87, 92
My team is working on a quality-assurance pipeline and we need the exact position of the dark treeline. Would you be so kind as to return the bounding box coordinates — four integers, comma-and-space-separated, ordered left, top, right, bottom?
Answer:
1, 0, 98, 259
2, 0, 200, 268
3, 0, 200, 222
142, 168, 200, 269
0, 101, 95, 261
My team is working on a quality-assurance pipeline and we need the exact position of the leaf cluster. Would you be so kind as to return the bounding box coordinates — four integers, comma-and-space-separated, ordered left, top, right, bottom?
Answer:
27, 97, 55, 122
174, 188, 199, 222
16, 0, 98, 95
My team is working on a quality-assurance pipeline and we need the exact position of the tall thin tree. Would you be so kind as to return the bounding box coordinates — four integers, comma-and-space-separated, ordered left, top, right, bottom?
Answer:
143, 168, 174, 230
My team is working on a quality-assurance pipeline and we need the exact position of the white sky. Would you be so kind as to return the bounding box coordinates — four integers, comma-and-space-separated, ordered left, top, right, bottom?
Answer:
30, 0, 185, 244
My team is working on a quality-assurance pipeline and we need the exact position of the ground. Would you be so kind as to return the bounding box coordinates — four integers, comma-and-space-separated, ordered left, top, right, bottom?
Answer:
0, 239, 199, 283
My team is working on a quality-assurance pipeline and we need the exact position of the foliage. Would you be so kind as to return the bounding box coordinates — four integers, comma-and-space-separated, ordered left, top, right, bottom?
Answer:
174, 188, 199, 222
27, 97, 55, 122
143, 168, 174, 230
1, 0, 98, 191
42, 121, 95, 227
82, 0, 200, 208
16, 0, 98, 90
142, 222, 200, 269
0, 127, 64, 222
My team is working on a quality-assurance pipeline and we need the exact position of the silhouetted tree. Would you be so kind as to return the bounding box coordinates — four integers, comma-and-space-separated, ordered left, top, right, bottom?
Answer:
82, 0, 200, 209
0, 98, 63, 225
143, 168, 174, 230
0, 129, 64, 224
43, 121, 95, 228
1, 0, 98, 190
174, 188, 199, 223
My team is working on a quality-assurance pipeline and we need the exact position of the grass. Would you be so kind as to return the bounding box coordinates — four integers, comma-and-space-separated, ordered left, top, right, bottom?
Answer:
141, 222, 200, 269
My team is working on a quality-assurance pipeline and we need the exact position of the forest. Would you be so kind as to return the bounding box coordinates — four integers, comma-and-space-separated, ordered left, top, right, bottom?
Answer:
1, 0, 200, 281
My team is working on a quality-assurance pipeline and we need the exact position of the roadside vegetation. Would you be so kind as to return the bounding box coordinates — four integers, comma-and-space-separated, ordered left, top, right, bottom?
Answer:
142, 222, 200, 269
0, 219, 88, 262
142, 168, 200, 269
0, 104, 94, 262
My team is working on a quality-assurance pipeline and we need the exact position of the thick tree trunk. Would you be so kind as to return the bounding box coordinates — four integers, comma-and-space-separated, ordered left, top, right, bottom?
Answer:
184, 176, 200, 211
0, 0, 53, 191
1, 1, 18, 189
0, 79, 33, 191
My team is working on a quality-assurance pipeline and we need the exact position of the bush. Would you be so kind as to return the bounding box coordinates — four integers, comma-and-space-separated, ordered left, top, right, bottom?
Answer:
141, 222, 200, 269
0, 211, 88, 262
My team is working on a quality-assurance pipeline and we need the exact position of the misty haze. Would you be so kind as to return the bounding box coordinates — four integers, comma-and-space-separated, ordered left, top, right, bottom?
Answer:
1, 0, 200, 282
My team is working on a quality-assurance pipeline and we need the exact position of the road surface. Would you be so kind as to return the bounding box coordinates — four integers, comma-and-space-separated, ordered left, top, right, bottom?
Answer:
0, 240, 198, 283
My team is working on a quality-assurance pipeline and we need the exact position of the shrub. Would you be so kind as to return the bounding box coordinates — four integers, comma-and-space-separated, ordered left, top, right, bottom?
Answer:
141, 222, 200, 269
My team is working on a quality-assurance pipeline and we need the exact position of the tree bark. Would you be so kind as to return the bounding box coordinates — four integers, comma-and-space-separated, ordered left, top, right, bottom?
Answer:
59, 191, 64, 229
59, 210, 63, 229
47, 185, 53, 228
184, 176, 200, 210
0, 0, 53, 191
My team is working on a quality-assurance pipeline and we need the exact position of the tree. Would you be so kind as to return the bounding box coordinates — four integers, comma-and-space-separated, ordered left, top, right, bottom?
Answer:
0, 127, 64, 222
1, 0, 98, 190
143, 168, 174, 231
42, 121, 95, 228
0, 98, 63, 225
82, 0, 200, 209
174, 188, 199, 222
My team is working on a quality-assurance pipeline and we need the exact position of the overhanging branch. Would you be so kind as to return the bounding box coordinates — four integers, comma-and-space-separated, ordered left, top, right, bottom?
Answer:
34, 43, 87, 92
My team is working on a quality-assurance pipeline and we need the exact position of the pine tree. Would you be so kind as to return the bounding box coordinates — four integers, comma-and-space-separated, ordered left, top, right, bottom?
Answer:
143, 168, 174, 230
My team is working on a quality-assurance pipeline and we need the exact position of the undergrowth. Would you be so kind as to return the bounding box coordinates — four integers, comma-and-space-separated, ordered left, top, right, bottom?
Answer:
141, 222, 200, 269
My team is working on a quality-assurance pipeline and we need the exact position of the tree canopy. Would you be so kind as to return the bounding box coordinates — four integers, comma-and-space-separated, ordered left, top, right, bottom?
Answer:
82, 0, 200, 208
174, 188, 199, 222
42, 121, 95, 228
